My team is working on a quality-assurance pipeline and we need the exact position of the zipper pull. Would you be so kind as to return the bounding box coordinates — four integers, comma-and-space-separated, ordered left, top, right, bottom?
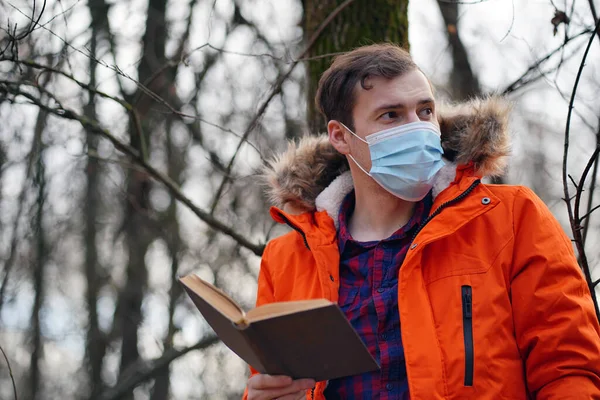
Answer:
462, 286, 472, 319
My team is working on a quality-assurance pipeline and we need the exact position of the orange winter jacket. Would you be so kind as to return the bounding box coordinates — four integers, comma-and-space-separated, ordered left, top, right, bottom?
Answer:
244, 98, 600, 399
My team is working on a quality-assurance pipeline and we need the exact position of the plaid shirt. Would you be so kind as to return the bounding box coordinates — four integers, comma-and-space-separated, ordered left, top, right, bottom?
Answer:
323, 190, 432, 400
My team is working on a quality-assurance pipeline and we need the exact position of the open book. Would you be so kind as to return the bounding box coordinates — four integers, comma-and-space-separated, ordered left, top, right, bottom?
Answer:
179, 274, 379, 382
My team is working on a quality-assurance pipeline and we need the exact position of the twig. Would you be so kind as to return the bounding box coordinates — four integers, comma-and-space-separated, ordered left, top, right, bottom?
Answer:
580, 204, 600, 222
568, 174, 579, 188
2, 82, 265, 255
0, 343, 17, 400
574, 146, 600, 224
203, 43, 287, 61
85, 151, 148, 173
99, 336, 219, 400
562, 18, 600, 321
5, 59, 262, 156
503, 28, 591, 94
437, 0, 491, 3
590, 0, 599, 21
499, 0, 515, 42
208, 0, 357, 214
583, 121, 600, 246
587, 0, 600, 40
296, 51, 348, 62
1, 12, 264, 156
0, 0, 47, 58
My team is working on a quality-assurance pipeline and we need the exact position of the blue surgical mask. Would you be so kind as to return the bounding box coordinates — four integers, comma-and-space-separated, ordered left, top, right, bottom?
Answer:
340, 121, 445, 201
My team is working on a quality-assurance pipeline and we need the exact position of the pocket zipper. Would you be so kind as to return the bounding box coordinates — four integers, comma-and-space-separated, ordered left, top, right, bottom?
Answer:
461, 285, 474, 387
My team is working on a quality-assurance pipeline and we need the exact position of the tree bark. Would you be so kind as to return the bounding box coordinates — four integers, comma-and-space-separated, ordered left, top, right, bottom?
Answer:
436, 0, 480, 100
435, 1, 506, 184
149, 122, 185, 400
116, 0, 168, 395
29, 111, 47, 400
84, 6, 108, 394
303, 0, 410, 134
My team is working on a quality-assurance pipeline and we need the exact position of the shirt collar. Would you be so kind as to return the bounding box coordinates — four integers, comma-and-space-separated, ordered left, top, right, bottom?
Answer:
337, 190, 432, 254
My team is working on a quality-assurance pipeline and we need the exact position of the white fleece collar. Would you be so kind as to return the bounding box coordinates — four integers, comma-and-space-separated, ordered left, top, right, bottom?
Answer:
314, 162, 458, 229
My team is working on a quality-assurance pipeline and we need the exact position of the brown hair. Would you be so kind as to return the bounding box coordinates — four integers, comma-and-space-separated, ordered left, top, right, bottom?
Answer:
315, 43, 417, 131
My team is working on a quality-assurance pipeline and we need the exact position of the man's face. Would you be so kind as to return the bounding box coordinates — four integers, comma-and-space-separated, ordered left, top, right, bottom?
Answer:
346, 69, 438, 171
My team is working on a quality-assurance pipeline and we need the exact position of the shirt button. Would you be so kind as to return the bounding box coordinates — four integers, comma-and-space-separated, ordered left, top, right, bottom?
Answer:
386, 383, 393, 391
377, 288, 385, 293
382, 333, 388, 340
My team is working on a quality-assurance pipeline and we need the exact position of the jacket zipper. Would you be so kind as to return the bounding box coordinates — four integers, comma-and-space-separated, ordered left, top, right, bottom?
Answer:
411, 179, 481, 243
310, 387, 315, 399
277, 212, 311, 250
462, 285, 474, 386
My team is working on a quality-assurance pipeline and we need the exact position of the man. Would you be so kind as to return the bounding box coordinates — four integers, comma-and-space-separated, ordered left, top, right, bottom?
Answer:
244, 44, 600, 399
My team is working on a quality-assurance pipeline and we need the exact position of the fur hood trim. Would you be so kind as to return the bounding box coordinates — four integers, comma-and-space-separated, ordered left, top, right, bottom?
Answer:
263, 96, 511, 215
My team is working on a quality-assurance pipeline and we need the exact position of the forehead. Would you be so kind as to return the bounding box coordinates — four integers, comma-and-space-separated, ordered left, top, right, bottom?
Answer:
353, 69, 434, 114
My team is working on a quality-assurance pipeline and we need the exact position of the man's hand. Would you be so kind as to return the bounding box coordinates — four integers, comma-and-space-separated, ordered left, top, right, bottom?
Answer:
247, 374, 315, 400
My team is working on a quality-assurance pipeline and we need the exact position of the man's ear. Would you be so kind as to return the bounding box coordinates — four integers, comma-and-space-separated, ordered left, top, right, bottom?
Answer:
328, 120, 351, 155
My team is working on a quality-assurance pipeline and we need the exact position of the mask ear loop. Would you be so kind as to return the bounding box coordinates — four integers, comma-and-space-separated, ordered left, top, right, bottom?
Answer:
339, 122, 368, 144
338, 122, 372, 177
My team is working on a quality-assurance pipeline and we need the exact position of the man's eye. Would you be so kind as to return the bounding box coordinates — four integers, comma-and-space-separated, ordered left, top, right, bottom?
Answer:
420, 107, 433, 116
381, 111, 398, 120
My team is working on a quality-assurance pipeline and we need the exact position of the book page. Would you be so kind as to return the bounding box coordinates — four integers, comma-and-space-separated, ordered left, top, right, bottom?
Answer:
246, 299, 332, 322
180, 275, 245, 323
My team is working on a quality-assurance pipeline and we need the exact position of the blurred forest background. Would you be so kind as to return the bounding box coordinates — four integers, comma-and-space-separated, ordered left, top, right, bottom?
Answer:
1, 0, 600, 398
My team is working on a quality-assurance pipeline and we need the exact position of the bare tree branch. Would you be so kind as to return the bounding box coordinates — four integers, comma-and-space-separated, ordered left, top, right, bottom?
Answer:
437, 0, 492, 3
1, 81, 265, 255
208, 0, 357, 214
587, 0, 600, 40
99, 335, 219, 400
498, 0, 515, 42
0, 342, 17, 400
503, 28, 592, 94
574, 146, 600, 223
562, 17, 600, 320
583, 120, 600, 246
0, 0, 47, 58
580, 203, 600, 222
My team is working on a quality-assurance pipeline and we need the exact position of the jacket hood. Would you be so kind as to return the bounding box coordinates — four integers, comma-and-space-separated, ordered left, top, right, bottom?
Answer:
263, 96, 511, 215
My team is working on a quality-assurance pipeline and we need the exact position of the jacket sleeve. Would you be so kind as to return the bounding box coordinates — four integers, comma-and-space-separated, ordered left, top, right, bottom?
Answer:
243, 242, 277, 400
509, 186, 600, 399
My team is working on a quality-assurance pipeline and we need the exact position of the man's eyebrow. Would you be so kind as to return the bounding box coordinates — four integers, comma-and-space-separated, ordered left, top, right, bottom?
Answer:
417, 98, 435, 105
371, 98, 435, 115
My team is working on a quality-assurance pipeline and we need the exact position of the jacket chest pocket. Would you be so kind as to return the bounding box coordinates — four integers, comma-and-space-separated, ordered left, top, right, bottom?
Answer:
421, 250, 491, 285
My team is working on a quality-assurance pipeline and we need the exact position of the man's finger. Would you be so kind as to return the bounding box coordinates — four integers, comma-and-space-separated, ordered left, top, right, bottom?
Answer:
249, 374, 293, 390
276, 390, 307, 400
263, 379, 315, 399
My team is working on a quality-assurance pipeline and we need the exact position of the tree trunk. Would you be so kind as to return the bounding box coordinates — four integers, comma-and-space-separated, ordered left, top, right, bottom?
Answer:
149, 122, 185, 400
29, 112, 47, 400
436, 0, 480, 101
303, 0, 410, 134
116, 0, 168, 395
84, 5, 108, 394
435, 1, 506, 184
